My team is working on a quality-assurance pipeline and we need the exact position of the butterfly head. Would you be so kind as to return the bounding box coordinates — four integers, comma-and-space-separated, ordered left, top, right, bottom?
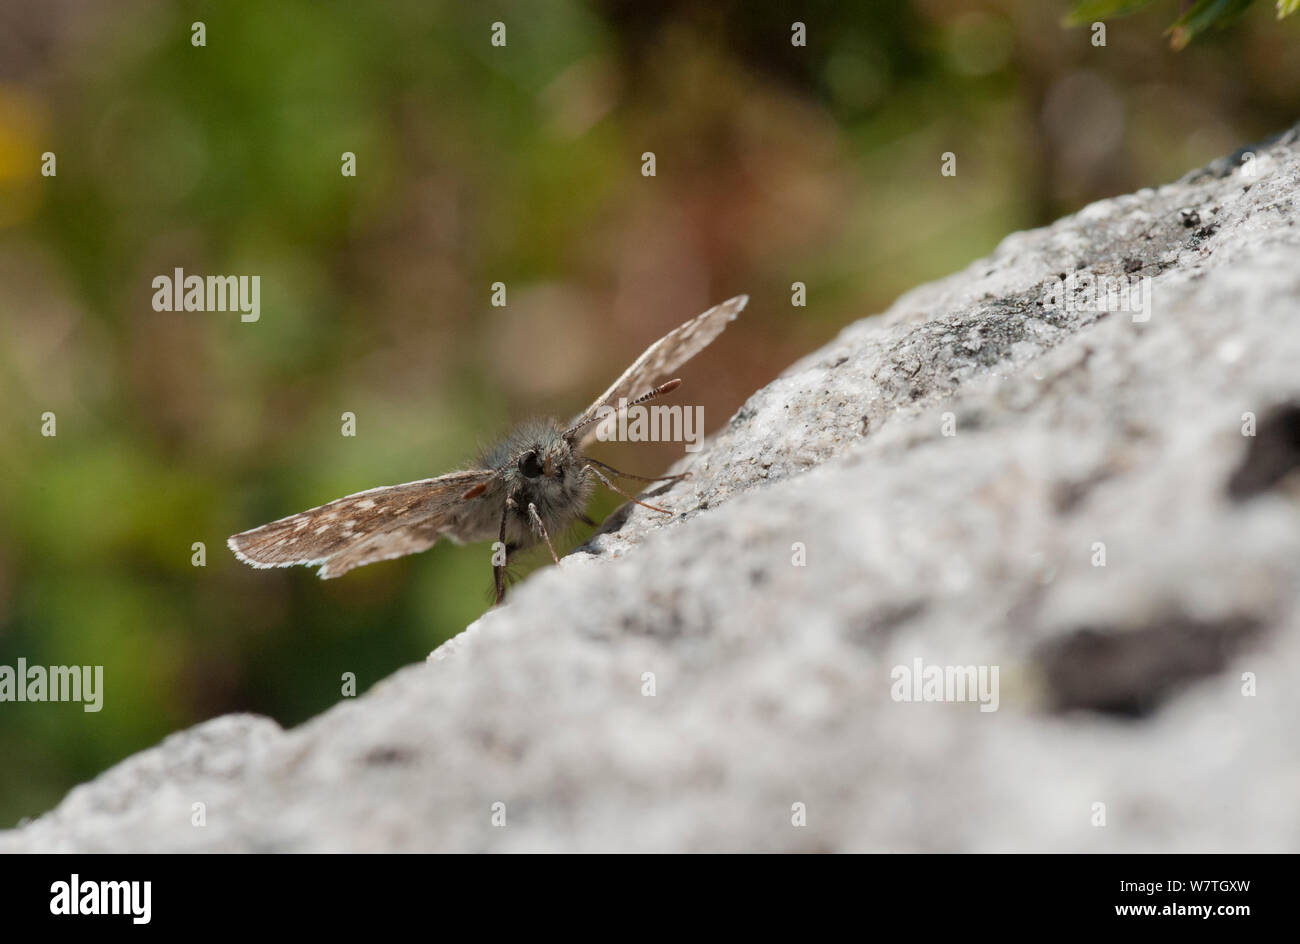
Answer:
488, 419, 591, 516
516, 440, 571, 483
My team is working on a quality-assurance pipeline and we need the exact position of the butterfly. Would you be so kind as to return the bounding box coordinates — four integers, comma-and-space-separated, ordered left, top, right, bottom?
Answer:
228, 295, 748, 602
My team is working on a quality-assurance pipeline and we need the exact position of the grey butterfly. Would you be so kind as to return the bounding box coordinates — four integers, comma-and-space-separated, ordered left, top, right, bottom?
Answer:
228, 295, 747, 602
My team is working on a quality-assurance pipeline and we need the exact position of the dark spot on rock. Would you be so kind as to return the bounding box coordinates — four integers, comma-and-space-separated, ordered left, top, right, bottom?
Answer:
748, 568, 766, 586
1051, 469, 1110, 514
849, 600, 927, 649
1227, 403, 1300, 500
860, 415, 871, 436
829, 354, 849, 368
598, 502, 635, 534
364, 746, 412, 766
1037, 615, 1261, 718
1194, 224, 1218, 240
1179, 208, 1201, 228
622, 603, 685, 640
1122, 256, 1144, 274
1052, 481, 1089, 513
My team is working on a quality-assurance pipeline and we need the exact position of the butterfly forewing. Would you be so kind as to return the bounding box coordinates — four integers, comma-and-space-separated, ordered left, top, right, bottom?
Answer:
569, 294, 748, 446
227, 470, 493, 578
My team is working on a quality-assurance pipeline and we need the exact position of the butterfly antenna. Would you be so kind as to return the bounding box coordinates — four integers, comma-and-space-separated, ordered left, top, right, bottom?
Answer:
564, 379, 682, 440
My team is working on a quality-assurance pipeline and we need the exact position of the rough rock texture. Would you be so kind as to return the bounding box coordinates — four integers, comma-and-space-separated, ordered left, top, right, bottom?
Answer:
7, 124, 1300, 853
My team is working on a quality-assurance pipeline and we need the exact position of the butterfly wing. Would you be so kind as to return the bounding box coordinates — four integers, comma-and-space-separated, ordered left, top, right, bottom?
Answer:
569, 294, 748, 446
227, 469, 496, 579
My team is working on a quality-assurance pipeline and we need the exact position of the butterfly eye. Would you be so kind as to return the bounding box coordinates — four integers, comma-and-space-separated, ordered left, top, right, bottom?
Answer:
519, 453, 544, 478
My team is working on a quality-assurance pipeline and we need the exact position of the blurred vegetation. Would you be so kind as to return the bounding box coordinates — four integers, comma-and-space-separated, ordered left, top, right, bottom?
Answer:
1067, 0, 1300, 49
1, 0, 1298, 824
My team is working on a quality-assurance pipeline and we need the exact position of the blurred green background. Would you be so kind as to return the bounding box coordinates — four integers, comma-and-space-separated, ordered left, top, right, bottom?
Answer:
1, 0, 1298, 825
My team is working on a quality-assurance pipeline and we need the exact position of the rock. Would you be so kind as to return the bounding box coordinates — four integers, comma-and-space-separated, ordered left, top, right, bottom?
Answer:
6, 124, 1300, 853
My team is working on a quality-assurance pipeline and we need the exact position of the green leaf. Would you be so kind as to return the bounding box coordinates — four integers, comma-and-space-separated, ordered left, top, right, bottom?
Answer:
1063, 0, 1158, 28
1168, 0, 1258, 49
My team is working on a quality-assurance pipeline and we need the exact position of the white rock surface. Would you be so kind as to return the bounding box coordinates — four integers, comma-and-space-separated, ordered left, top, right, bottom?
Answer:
6, 124, 1300, 852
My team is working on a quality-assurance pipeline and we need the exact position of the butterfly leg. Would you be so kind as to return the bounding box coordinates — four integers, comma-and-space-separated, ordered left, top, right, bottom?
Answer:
527, 502, 562, 566
583, 456, 688, 484
494, 501, 511, 604
584, 464, 672, 515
